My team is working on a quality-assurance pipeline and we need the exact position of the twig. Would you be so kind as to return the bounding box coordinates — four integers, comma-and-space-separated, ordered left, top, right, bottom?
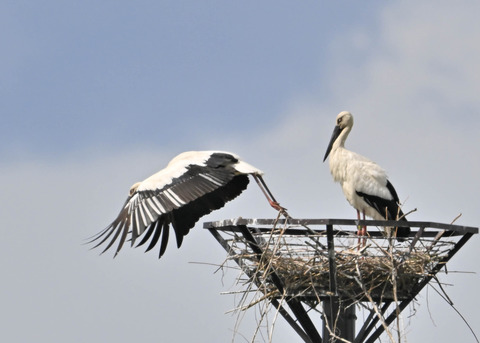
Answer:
429, 283, 479, 343
215, 220, 468, 342
354, 260, 396, 343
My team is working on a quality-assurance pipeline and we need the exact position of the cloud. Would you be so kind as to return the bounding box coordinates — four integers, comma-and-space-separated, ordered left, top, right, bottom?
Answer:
217, 1, 480, 339
2, 1, 479, 342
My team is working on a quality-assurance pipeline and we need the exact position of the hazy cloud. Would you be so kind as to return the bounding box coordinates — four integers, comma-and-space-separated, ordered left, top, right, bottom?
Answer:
2, 1, 479, 342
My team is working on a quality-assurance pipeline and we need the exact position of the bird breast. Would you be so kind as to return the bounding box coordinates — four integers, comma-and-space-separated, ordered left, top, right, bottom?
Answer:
329, 148, 393, 201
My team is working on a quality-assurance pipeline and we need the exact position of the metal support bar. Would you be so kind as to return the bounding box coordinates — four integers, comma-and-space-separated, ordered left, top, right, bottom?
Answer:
354, 301, 392, 343
204, 219, 478, 343
364, 232, 474, 343
321, 224, 356, 342
238, 225, 323, 343
204, 218, 478, 235
322, 299, 357, 343
207, 227, 314, 343
327, 225, 338, 296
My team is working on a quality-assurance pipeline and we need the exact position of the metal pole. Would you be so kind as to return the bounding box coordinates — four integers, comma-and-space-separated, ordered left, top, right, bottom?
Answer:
239, 225, 322, 343
203, 219, 478, 343
322, 299, 356, 342
323, 224, 356, 342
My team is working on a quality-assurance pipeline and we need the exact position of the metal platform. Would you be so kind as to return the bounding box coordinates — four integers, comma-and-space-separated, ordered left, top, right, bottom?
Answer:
204, 218, 478, 343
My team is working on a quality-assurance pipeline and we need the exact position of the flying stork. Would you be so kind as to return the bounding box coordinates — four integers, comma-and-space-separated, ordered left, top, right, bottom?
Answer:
323, 111, 410, 239
88, 151, 285, 258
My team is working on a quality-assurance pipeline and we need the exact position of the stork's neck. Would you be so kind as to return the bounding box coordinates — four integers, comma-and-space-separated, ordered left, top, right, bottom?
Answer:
333, 126, 351, 151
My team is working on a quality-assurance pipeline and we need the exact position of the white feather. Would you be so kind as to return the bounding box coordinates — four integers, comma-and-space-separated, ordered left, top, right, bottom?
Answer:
325, 112, 397, 220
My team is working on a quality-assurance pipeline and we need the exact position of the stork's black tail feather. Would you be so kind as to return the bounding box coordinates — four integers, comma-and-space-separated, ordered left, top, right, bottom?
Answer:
356, 186, 411, 241
385, 180, 411, 240
395, 216, 410, 241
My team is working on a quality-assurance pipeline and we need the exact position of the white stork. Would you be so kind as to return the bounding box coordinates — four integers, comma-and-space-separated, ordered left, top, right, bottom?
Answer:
89, 151, 285, 258
323, 111, 410, 239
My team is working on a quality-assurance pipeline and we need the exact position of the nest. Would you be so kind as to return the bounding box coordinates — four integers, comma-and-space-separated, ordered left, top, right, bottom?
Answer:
223, 226, 452, 306
209, 218, 475, 343
241, 246, 439, 302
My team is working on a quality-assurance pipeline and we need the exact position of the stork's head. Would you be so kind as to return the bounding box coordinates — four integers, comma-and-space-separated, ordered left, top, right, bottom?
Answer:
323, 111, 354, 162
335, 111, 354, 130
129, 182, 141, 196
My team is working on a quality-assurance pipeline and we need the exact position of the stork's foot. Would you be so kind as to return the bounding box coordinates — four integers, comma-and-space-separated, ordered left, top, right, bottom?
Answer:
357, 226, 368, 249
269, 200, 287, 212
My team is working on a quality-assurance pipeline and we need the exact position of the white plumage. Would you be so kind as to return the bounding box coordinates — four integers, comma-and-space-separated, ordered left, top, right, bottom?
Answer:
323, 111, 409, 237
89, 151, 283, 258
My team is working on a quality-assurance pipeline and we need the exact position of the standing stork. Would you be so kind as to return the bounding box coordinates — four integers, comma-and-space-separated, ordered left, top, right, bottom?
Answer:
323, 111, 410, 239
88, 151, 285, 258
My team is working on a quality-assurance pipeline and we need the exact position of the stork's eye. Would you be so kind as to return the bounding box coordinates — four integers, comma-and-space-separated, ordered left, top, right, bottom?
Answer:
337, 117, 342, 124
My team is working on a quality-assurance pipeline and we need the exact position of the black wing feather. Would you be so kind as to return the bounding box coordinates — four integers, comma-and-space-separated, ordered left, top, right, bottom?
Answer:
89, 157, 252, 258
114, 217, 131, 257
101, 220, 126, 255
145, 219, 164, 253
159, 220, 170, 258
170, 174, 249, 247
356, 179, 410, 238
135, 221, 157, 248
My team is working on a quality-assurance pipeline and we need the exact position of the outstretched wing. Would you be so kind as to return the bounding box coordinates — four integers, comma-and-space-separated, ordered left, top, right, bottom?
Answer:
89, 154, 251, 258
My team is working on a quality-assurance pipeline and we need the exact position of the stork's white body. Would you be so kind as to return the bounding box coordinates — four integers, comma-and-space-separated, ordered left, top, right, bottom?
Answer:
137, 151, 263, 194
89, 150, 280, 258
329, 145, 393, 220
323, 112, 409, 237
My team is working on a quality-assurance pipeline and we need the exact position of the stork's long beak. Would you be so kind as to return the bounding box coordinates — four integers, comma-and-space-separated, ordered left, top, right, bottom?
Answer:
323, 125, 342, 162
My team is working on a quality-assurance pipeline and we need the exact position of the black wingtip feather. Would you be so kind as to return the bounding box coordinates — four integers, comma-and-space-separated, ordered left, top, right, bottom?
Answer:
88, 222, 120, 251
101, 222, 125, 256
145, 219, 163, 253
114, 219, 131, 257
90, 169, 251, 258
159, 221, 170, 258
135, 221, 157, 248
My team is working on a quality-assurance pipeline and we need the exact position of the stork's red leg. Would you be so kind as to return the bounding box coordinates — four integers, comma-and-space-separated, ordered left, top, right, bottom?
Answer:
356, 210, 368, 248
253, 175, 288, 214
361, 211, 368, 247
357, 210, 362, 235
361, 211, 367, 236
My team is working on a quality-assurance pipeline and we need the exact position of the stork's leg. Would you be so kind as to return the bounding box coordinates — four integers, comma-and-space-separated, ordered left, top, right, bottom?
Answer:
361, 211, 367, 247
356, 210, 368, 235
356, 210, 362, 248
361, 211, 367, 236
357, 210, 367, 248
356, 210, 362, 235
253, 175, 287, 214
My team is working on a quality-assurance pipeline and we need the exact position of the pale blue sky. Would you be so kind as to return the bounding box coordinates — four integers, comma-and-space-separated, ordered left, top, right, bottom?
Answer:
2, 1, 479, 342
1, 1, 384, 159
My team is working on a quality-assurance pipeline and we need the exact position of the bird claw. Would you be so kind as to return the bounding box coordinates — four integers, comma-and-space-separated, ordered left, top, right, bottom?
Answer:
357, 226, 368, 249
269, 200, 287, 213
